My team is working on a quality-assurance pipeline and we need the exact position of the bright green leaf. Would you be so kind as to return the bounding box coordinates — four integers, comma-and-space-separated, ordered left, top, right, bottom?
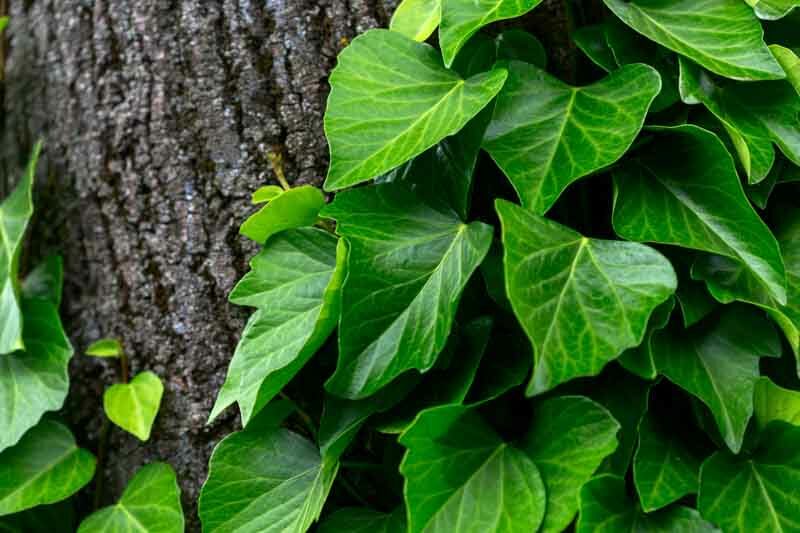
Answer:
771, 44, 800, 91
210, 229, 344, 425
0, 143, 40, 355
747, 0, 799, 19
577, 475, 719, 532
0, 298, 72, 452
618, 297, 675, 380
78, 463, 183, 533
0, 420, 95, 516
652, 305, 781, 452
240, 185, 325, 243
323, 29, 507, 190
199, 422, 337, 533
390, 0, 441, 42
679, 58, 800, 183
0, 18, 7, 33
754, 377, 800, 429
251, 185, 284, 204
484, 61, 660, 214
399, 404, 546, 533
323, 185, 492, 399
520, 396, 620, 533
633, 411, 704, 512
85, 338, 122, 358
603, 0, 784, 80
103, 370, 164, 441
438, 0, 544, 67
497, 200, 676, 395
318, 507, 406, 533
612, 124, 787, 304
699, 421, 800, 532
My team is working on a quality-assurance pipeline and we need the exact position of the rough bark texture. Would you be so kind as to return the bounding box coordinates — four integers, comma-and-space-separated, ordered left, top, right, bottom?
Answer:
2, 0, 569, 529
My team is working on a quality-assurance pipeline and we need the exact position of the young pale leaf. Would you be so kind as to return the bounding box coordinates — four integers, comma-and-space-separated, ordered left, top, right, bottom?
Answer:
240, 185, 326, 243
211, 229, 343, 425
103, 370, 164, 441
0, 17, 7, 33
21, 255, 63, 306
577, 475, 719, 532
199, 420, 338, 533
322, 185, 492, 399
251, 184, 284, 204
85, 338, 122, 358
483, 61, 660, 214
652, 306, 781, 452
771, 45, 800, 92
747, 0, 799, 19
390, 0, 441, 42
0, 143, 40, 355
323, 29, 507, 190
438, 0, 544, 67
497, 200, 676, 395
318, 508, 406, 533
0, 420, 95, 516
618, 297, 675, 380
602, 0, 783, 81
0, 298, 72, 452
399, 404, 546, 533
679, 58, 800, 183
699, 421, 800, 532
633, 411, 704, 512
78, 463, 184, 533
753, 377, 800, 430
612, 124, 787, 304
520, 396, 620, 533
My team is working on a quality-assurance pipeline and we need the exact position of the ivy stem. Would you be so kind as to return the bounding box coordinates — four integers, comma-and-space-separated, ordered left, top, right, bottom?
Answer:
268, 152, 291, 191
93, 346, 128, 509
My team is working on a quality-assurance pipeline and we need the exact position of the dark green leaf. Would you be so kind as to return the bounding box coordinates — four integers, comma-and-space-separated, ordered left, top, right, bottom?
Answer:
495, 29, 546, 68
618, 297, 675, 380
318, 507, 406, 533
0, 501, 75, 533
573, 24, 619, 72
20, 255, 62, 306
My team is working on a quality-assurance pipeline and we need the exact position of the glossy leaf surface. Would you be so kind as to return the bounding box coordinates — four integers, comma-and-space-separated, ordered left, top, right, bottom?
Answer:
390, 0, 441, 41
240, 185, 326, 244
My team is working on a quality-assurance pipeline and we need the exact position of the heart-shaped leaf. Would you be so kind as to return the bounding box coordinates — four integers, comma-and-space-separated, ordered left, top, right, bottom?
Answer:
78, 463, 183, 533
210, 228, 344, 426
390, 0, 441, 42
323, 29, 507, 190
497, 200, 676, 394
0, 143, 40, 355
103, 370, 164, 441
322, 184, 492, 399
0, 420, 95, 516
652, 306, 781, 452
603, 0, 783, 80
612, 125, 787, 304
399, 403, 546, 533
439, 0, 544, 67
484, 61, 660, 214
239, 185, 325, 244
699, 421, 800, 532
520, 396, 620, 533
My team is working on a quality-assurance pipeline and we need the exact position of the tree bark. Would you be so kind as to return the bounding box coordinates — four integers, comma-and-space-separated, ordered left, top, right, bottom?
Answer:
2, 0, 569, 529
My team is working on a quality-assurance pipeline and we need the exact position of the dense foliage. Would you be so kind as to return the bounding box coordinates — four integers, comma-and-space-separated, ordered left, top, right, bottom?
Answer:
1, 0, 800, 532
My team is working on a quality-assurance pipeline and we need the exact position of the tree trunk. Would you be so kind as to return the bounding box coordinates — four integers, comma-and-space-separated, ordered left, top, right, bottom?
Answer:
2, 0, 569, 529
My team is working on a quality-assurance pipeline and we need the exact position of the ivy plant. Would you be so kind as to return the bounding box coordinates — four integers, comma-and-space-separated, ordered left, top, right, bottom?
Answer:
205, 1, 800, 532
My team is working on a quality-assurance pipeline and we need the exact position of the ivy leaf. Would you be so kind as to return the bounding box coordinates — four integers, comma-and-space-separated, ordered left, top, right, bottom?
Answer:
0, 298, 72, 452
85, 338, 122, 358
0, 500, 75, 533
618, 297, 675, 380
390, 0, 441, 42
577, 474, 720, 532
322, 185, 492, 399
0, 143, 40, 355
323, 29, 507, 190
652, 306, 781, 452
21, 255, 63, 306
612, 124, 787, 304
520, 396, 620, 533
747, 0, 799, 19
103, 371, 164, 441
633, 411, 704, 512
318, 507, 406, 533
495, 29, 547, 68
497, 200, 676, 395
771, 44, 800, 92
199, 411, 338, 533
602, 0, 783, 81
679, 58, 800, 183
251, 185, 284, 204
484, 61, 660, 214
0, 420, 95, 516
573, 24, 619, 72
699, 421, 800, 532
239, 185, 326, 244
78, 463, 184, 533
210, 228, 344, 425
399, 404, 546, 533
438, 0, 544, 67
753, 377, 800, 429
691, 208, 800, 365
